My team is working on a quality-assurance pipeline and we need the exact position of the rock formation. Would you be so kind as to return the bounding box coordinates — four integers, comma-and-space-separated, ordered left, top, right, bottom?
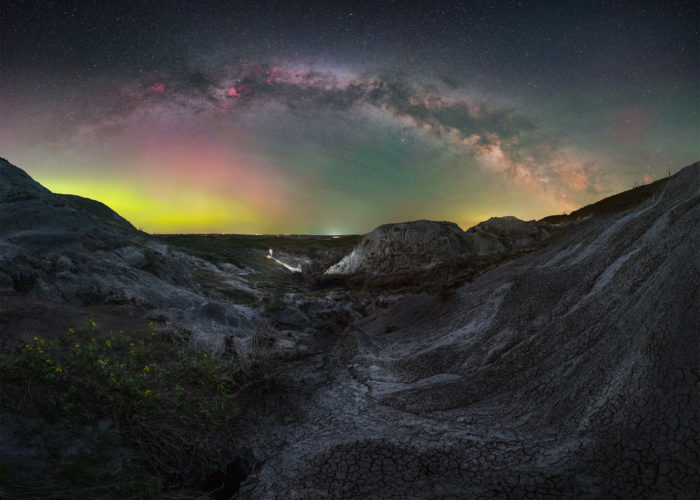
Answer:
239, 162, 700, 498
325, 216, 554, 276
325, 220, 473, 275
2, 157, 698, 497
465, 215, 553, 253
0, 158, 255, 349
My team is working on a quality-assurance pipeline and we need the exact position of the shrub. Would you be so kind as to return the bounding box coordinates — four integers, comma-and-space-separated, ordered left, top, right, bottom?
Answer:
0, 319, 250, 496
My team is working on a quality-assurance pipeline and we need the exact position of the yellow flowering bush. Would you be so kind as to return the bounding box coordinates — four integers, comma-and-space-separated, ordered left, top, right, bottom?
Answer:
0, 318, 250, 496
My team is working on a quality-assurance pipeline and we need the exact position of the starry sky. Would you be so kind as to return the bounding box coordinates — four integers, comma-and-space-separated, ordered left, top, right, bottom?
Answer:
1, 1, 698, 234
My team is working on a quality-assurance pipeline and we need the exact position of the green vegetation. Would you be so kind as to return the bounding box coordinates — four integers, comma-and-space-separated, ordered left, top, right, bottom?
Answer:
158, 234, 361, 300
158, 234, 358, 271
0, 320, 265, 498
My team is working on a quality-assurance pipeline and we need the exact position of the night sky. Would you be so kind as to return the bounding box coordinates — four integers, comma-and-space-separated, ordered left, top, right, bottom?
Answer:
1, 1, 698, 234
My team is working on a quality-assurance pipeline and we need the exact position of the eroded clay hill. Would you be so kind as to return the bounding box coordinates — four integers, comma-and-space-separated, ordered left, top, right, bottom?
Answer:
0, 158, 257, 349
325, 217, 554, 276
2, 157, 698, 497
238, 163, 699, 498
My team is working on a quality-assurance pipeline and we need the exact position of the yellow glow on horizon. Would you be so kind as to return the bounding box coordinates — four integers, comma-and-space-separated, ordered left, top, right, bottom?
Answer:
32, 170, 582, 236
37, 175, 269, 234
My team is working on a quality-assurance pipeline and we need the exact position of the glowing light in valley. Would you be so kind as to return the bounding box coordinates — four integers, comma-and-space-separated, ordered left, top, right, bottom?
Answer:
266, 248, 302, 272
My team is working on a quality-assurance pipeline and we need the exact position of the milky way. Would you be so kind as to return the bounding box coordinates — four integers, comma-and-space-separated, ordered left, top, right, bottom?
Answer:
1, 1, 697, 233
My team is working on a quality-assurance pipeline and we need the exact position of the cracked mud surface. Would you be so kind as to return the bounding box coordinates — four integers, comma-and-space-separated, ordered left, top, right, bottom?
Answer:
1, 158, 697, 497
237, 164, 699, 498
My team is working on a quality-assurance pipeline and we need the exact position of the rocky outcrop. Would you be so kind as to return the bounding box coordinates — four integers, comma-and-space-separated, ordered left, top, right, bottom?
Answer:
0, 157, 179, 306
466, 215, 553, 253
325, 220, 473, 275
239, 162, 700, 498
325, 217, 554, 276
0, 158, 256, 348
3, 155, 698, 497
0, 159, 52, 203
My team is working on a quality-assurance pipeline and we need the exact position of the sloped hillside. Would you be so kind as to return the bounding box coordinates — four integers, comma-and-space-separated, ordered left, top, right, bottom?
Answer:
238, 162, 699, 498
0, 158, 256, 349
2, 157, 697, 497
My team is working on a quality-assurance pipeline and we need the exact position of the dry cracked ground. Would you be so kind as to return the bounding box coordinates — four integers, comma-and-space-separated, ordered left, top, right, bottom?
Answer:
1, 158, 698, 498
236, 163, 699, 498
